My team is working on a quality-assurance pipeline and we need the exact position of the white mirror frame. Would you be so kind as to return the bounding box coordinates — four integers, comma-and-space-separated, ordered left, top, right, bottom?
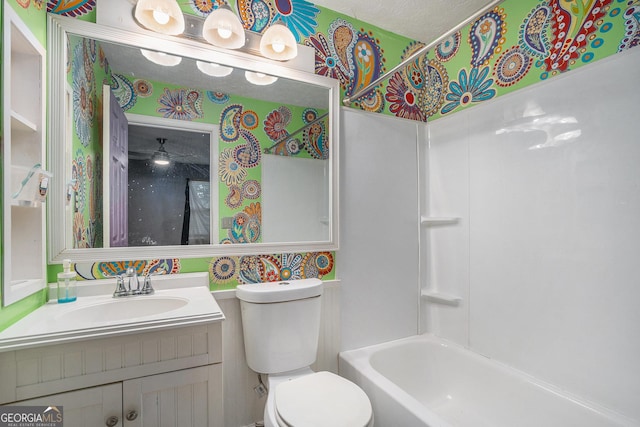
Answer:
47, 15, 340, 263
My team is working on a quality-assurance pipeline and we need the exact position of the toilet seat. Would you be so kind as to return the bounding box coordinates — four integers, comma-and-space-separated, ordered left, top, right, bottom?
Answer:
274, 371, 372, 427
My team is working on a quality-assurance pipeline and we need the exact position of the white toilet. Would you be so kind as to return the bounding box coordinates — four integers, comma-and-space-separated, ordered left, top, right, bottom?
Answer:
236, 278, 373, 427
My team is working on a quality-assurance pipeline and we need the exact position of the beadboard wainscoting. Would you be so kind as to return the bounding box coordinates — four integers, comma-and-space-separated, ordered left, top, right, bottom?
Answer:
214, 280, 341, 427
0, 323, 224, 426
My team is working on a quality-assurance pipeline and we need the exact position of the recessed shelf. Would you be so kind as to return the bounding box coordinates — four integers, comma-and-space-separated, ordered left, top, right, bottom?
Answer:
421, 290, 462, 306
11, 110, 38, 133
420, 216, 460, 226
3, 7, 47, 306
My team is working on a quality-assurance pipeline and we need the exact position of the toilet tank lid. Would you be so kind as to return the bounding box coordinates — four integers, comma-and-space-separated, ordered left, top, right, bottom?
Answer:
235, 278, 323, 303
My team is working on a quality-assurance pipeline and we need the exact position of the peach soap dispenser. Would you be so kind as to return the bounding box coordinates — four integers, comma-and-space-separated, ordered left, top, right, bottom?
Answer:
57, 259, 77, 303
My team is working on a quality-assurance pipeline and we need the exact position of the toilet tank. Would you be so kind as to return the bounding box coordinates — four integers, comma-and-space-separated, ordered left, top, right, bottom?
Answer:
236, 278, 323, 374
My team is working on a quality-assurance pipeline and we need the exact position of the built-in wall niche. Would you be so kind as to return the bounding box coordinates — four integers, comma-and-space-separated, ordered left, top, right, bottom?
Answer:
47, 15, 340, 263
2, 7, 48, 305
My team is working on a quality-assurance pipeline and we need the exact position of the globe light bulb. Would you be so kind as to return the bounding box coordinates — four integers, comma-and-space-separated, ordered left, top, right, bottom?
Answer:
152, 9, 170, 25
201, 5, 245, 49
134, 0, 184, 35
272, 40, 285, 53
217, 23, 232, 39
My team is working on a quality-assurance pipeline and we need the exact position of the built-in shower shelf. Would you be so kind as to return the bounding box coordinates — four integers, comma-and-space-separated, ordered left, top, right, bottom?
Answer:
421, 290, 462, 306
420, 216, 459, 226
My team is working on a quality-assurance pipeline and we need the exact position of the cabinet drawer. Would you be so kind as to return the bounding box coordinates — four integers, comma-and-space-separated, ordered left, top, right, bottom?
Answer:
0, 323, 222, 404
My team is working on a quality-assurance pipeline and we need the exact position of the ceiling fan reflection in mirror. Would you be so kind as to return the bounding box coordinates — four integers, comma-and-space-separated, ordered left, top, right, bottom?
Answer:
151, 138, 170, 165
128, 137, 207, 166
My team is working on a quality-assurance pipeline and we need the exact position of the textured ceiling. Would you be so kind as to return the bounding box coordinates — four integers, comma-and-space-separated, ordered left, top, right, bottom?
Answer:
311, 0, 496, 43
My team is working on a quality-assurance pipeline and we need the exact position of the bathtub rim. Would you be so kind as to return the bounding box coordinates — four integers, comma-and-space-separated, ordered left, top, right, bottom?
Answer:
339, 334, 451, 427
339, 333, 637, 427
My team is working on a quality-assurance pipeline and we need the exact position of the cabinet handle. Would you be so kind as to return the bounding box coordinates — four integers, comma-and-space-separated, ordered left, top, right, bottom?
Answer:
105, 416, 119, 426
126, 410, 138, 421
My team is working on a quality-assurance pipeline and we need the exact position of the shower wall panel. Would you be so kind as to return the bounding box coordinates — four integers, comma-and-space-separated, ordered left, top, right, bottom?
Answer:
428, 47, 640, 421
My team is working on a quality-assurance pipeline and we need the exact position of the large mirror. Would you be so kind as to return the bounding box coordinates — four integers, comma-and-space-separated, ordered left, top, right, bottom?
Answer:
47, 15, 339, 263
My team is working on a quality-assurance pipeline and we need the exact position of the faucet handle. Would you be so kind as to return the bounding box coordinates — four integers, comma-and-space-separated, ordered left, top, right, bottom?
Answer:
140, 274, 155, 295
113, 275, 129, 298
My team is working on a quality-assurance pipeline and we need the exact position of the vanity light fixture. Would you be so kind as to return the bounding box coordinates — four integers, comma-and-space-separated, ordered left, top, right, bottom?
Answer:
140, 49, 182, 66
134, 0, 185, 35
196, 60, 233, 77
245, 71, 278, 85
202, 4, 246, 49
260, 19, 297, 61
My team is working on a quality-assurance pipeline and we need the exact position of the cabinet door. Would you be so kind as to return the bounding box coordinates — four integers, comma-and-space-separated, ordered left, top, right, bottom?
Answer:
123, 365, 223, 427
14, 383, 123, 427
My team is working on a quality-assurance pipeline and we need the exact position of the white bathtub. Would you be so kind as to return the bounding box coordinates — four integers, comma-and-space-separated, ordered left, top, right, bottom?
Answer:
340, 334, 634, 427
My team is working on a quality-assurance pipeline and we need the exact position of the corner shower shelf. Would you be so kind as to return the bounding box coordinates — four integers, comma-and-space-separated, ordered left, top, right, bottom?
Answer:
420, 216, 459, 226
421, 290, 462, 306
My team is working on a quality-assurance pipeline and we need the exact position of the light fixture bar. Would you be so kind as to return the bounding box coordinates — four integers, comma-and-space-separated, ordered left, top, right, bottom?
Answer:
126, 11, 315, 73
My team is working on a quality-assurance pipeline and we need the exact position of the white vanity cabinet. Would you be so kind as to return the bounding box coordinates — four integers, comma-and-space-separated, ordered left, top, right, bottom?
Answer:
2, 2, 48, 305
15, 383, 122, 426
17, 365, 222, 427
0, 323, 224, 427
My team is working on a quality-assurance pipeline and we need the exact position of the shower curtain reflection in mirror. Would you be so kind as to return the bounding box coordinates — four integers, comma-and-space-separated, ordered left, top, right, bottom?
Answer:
182, 180, 211, 245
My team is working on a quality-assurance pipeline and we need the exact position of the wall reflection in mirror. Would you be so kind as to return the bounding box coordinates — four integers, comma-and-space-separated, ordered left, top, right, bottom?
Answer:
58, 25, 334, 258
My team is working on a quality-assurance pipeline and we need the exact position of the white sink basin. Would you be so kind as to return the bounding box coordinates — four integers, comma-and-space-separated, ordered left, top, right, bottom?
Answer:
0, 273, 225, 351
54, 296, 189, 325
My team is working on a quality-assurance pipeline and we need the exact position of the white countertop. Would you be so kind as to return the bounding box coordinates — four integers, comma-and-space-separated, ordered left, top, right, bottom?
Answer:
0, 273, 225, 352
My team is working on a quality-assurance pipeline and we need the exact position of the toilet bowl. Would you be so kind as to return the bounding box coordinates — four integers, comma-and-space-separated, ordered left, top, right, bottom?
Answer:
264, 368, 373, 427
236, 279, 374, 427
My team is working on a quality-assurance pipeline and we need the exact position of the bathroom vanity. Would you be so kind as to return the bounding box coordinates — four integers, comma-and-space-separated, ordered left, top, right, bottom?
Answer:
0, 273, 225, 427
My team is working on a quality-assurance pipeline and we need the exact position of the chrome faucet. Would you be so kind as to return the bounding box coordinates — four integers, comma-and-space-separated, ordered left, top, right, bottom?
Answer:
113, 267, 155, 298
126, 267, 139, 293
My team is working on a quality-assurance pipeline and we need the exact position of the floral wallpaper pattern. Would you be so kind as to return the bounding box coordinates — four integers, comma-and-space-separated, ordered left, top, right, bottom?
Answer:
68, 35, 105, 249
47, 0, 95, 16
52, 0, 639, 137
35, 0, 640, 290
73, 251, 335, 291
